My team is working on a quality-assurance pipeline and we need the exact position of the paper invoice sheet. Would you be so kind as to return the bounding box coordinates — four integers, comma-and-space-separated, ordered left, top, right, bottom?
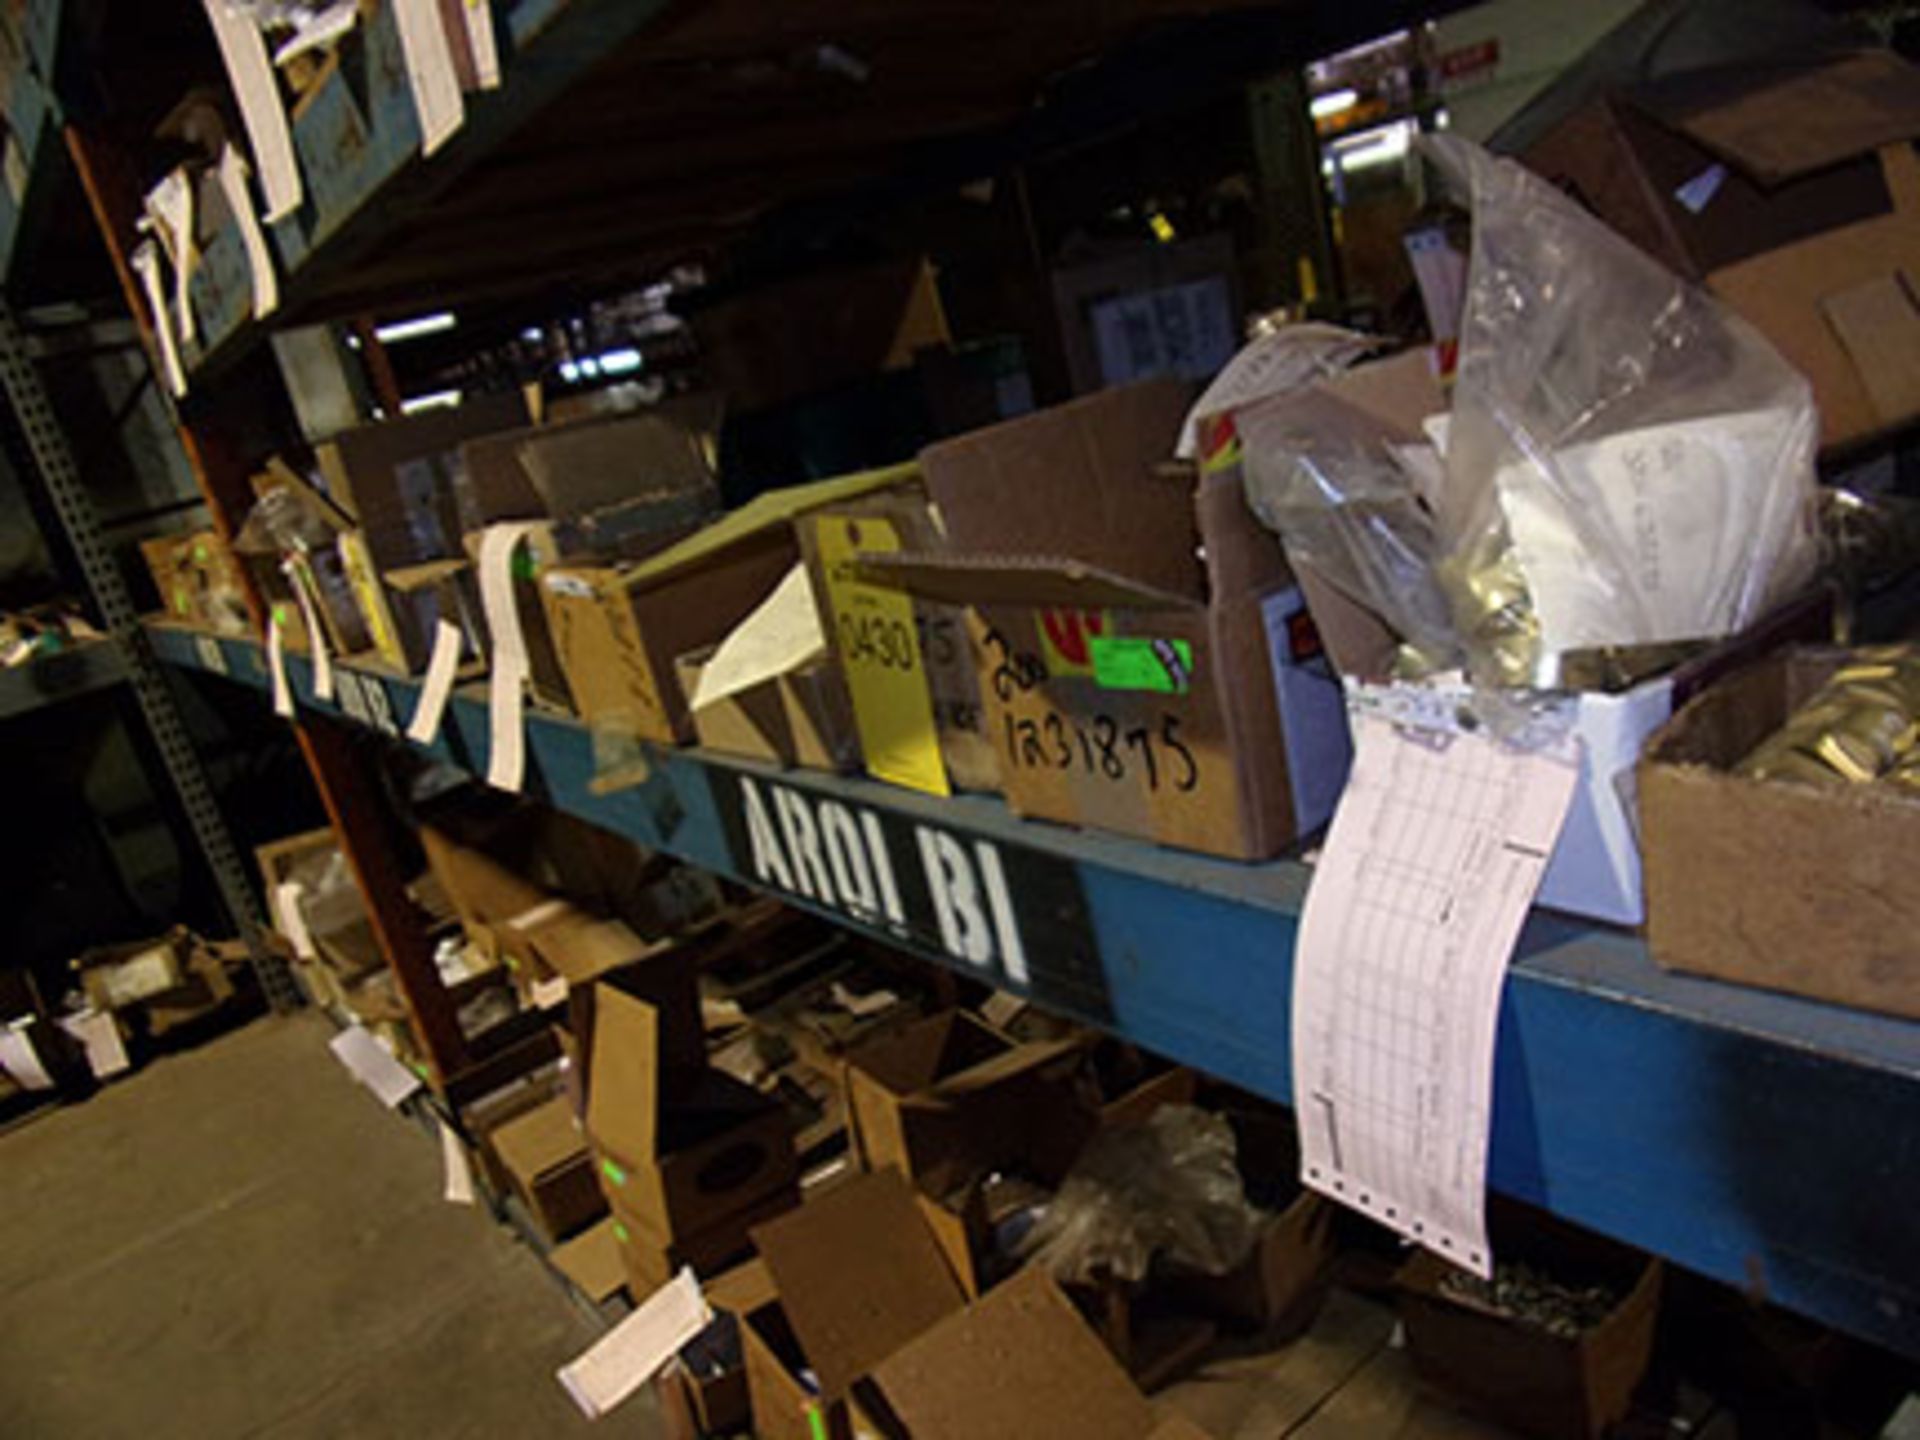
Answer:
1292, 693, 1578, 1276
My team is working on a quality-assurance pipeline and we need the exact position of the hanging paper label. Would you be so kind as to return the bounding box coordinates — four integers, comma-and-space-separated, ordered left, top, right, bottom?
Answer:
406, 619, 464, 745
286, 559, 335, 702
479, 523, 538, 791
392, 0, 466, 157
267, 609, 294, 717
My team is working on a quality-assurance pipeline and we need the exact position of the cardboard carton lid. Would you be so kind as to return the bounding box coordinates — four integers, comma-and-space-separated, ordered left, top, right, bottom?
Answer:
871, 1266, 1158, 1440
551, 1218, 628, 1304
616, 465, 918, 595
492, 1095, 589, 1183
521, 912, 653, 987
1630, 50, 1920, 185
586, 986, 660, 1163
859, 552, 1196, 612
704, 1256, 777, 1317
748, 1169, 967, 1399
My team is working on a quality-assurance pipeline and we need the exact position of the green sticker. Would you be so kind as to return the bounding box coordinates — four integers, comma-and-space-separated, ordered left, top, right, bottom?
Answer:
612, 1221, 630, 1244
601, 1157, 627, 1186
192, 543, 209, 563
807, 1405, 829, 1440
173, 590, 191, 615
272, 603, 291, 626
1088, 636, 1193, 694
511, 547, 538, 581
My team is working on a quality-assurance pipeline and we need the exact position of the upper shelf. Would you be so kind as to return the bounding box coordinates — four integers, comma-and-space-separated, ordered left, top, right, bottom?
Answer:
146, 617, 1920, 1362
0, 636, 124, 719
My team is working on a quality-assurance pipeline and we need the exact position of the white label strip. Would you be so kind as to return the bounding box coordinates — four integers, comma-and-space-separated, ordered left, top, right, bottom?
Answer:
267, 610, 294, 717
478, 523, 537, 791
146, 168, 198, 346
558, 1268, 712, 1420
216, 143, 280, 319
406, 618, 465, 744
59, 1010, 131, 1080
202, 0, 302, 221
286, 561, 335, 702
272, 879, 318, 960
393, 0, 466, 157
130, 240, 188, 397
463, 0, 501, 87
1292, 704, 1577, 1277
0, 1023, 54, 1090
328, 1025, 422, 1109
439, 1116, 476, 1204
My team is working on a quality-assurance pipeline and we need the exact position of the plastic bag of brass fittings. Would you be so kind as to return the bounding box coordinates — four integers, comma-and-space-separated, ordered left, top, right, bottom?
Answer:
1018, 1104, 1264, 1287
1741, 647, 1920, 790
1429, 135, 1820, 688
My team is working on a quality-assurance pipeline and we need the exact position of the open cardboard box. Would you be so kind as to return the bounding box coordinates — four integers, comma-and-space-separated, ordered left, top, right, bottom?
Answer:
659, 1256, 775, 1440
489, 1094, 607, 1244
867, 380, 1345, 860
1395, 1204, 1663, 1440
538, 467, 914, 762
611, 1183, 800, 1297
1520, 49, 1920, 451
1234, 349, 1832, 925
586, 986, 798, 1246
841, 1009, 1082, 1196
673, 640, 861, 773
1640, 649, 1920, 1019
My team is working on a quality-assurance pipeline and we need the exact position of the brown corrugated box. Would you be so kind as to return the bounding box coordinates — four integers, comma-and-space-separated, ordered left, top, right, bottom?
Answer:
550, 1217, 628, 1305
1521, 50, 1920, 450
539, 468, 912, 755
673, 645, 861, 773
489, 1095, 606, 1244
842, 1010, 1081, 1196
1640, 649, 1920, 1018
868, 380, 1314, 859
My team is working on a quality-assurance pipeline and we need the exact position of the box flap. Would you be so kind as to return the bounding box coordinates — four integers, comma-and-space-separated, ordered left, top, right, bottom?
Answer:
551, 1218, 628, 1304
749, 1169, 966, 1399
1630, 50, 1920, 185
524, 914, 655, 987
705, 1256, 777, 1316
926, 1035, 1082, 1101
871, 1266, 1157, 1440
618, 465, 918, 594
384, 557, 472, 591
860, 553, 1196, 612
492, 1095, 588, 1183
586, 986, 659, 1163
516, 411, 719, 522
918, 380, 1202, 602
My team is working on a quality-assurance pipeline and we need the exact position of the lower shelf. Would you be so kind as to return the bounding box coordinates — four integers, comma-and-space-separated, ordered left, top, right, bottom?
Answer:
148, 619, 1920, 1360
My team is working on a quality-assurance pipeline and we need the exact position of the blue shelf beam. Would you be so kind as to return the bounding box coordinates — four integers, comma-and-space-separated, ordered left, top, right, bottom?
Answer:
147, 620, 1920, 1361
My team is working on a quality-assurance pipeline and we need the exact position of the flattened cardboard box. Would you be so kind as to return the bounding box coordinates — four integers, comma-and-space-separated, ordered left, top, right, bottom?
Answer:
539, 468, 910, 752
875, 380, 1332, 859
1640, 650, 1920, 1020
1521, 50, 1920, 448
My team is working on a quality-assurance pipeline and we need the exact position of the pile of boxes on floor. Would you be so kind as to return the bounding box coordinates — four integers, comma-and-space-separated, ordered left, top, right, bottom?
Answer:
0, 928, 254, 1102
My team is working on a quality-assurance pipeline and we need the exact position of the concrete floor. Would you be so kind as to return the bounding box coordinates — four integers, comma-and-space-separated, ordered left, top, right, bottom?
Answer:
0, 1014, 660, 1439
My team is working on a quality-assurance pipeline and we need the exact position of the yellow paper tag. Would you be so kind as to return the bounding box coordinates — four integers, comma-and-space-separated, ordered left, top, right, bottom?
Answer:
816, 515, 949, 797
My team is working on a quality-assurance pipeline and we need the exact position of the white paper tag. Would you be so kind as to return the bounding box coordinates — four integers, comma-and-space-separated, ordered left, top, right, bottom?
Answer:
59, 1009, 131, 1080
530, 976, 570, 1010
392, 0, 466, 157
286, 561, 335, 702
202, 0, 302, 220
146, 168, 199, 347
267, 610, 294, 717
463, 0, 501, 88
0, 1022, 54, 1090
328, 1025, 423, 1109
194, 634, 229, 675
557, 1268, 712, 1420
478, 523, 538, 791
406, 618, 464, 745
131, 239, 188, 398
1292, 698, 1578, 1276
439, 1116, 476, 1204
216, 143, 280, 319
272, 879, 319, 960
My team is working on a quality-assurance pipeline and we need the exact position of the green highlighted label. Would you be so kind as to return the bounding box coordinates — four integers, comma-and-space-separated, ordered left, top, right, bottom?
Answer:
1089, 636, 1193, 694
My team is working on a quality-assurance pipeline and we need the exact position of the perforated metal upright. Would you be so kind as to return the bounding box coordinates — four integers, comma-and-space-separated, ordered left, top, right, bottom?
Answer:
0, 293, 300, 1010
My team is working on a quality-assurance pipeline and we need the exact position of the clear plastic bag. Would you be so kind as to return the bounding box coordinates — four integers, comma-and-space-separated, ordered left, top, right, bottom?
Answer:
1018, 1105, 1264, 1286
1240, 136, 1821, 689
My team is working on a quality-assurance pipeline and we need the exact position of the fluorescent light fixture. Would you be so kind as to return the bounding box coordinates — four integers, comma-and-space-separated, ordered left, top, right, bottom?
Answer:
558, 360, 581, 383
400, 388, 462, 414
596, 347, 643, 375
520, 326, 542, 342
1310, 88, 1359, 120
374, 311, 457, 343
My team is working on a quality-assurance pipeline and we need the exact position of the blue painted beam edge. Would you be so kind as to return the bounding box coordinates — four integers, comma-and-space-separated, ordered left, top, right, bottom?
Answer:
150, 620, 1920, 1358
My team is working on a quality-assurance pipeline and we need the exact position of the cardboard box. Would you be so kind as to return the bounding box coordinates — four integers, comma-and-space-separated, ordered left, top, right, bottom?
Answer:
139, 530, 250, 633
663, 1257, 774, 1439
539, 467, 911, 752
550, 1216, 628, 1305
872, 381, 1338, 859
869, 1266, 1166, 1440
458, 408, 719, 529
1396, 1213, 1663, 1440
1520, 50, 1920, 449
489, 1095, 607, 1243
586, 986, 797, 1239
610, 1182, 800, 1296
1640, 650, 1920, 1018
842, 1010, 1080, 1195
674, 645, 860, 772
462, 1064, 568, 1200
744, 1169, 969, 1440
